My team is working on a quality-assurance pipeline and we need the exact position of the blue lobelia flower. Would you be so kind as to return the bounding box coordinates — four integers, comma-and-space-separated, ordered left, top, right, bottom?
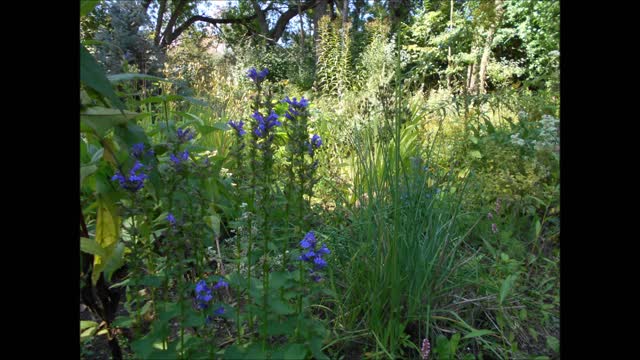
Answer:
247, 67, 269, 83
213, 279, 229, 290
131, 143, 145, 159
177, 128, 195, 143
111, 160, 148, 192
195, 280, 213, 310
167, 213, 176, 226
299, 231, 316, 249
228, 120, 246, 136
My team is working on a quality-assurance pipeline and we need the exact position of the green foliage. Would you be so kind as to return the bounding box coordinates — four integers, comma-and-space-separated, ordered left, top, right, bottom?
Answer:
80, 2, 560, 358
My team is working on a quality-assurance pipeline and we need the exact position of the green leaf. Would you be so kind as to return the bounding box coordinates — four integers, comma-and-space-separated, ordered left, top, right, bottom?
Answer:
80, 44, 124, 110
80, 237, 107, 257
269, 271, 290, 290
103, 242, 126, 282
81, 106, 138, 137
309, 338, 329, 360
223, 344, 246, 359
469, 150, 482, 159
499, 274, 518, 305
546, 335, 559, 353
112, 316, 133, 328
92, 198, 121, 285
278, 344, 307, 360
80, 320, 99, 331
81, 326, 98, 340
90, 148, 104, 164
80, 0, 100, 17
81, 164, 98, 185
244, 343, 267, 359
269, 297, 295, 315
462, 329, 495, 340
107, 73, 169, 83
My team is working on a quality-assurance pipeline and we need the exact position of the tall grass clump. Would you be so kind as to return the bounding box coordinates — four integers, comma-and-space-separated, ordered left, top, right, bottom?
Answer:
326, 29, 469, 359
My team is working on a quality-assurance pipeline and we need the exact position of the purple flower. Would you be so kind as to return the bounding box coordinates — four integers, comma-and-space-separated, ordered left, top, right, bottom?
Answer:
170, 150, 190, 169
487, 212, 493, 220
299, 231, 316, 249
167, 213, 176, 226
214, 306, 225, 315
297, 231, 330, 277
195, 280, 213, 310
111, 161, 148, 192
213, 280, 228, 290
283, 96, 310, 109
252, 110, 281, 138
228, 120, 246, 136
131, 143, 145, 159
177, 128, 195, 143
491, 223, 498, 234
308, 134, 323, 155
247, 67, 269, 82
317, 244, 330, 255
313, 256, 327, 269
421, 338, 431, 360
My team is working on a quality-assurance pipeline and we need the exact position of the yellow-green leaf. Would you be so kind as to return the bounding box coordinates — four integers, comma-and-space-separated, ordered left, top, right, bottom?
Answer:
92, 198, 121, 285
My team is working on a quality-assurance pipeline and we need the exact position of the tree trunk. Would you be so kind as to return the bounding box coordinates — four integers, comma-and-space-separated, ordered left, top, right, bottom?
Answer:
446, 0, 453, 90
468, 61, 477, 93
314, 0, 328, 53
478, 0, 505, 94
153, 0, 167, 46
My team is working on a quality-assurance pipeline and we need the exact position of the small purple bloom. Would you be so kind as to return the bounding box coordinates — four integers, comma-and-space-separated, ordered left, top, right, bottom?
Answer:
313, 256, 328, 269
247, 67, 268, 82
195, 280, 213, 310
177, 128, 195, 143
131, 143, 145, 158
317, 244, 330, 255
214, 306, 225, 315
491, 223, 498, 234
167, 213, 176, 226
213, 280, 228, 290
487, 212, 493, 220
228, 120, 246, 136
111, 161, 148, 192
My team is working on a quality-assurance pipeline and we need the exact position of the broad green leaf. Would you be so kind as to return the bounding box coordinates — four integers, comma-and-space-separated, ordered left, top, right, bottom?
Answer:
499, 274, 518, 305
103, 242, 126, 282
469, 150, 482, 159
244, 343, 267, 359
107, 73, 169, 83
462, 329, 495, 339
269, 297, 295, 315
80, 237, 107, 258
80, 320, 99, 331
90, 148, 104, 164
81, 326, 98, 339
80, 165, 98, 185
92, 198, 121, 285
309, 337, 330, 360
223, 344, 246, 359
81, 106, 137, 137
546, 336, 559, 353
280, 343, 307, 360
80, 44, 124, 110
80, 0, 100, 17
112, 316, 133, 328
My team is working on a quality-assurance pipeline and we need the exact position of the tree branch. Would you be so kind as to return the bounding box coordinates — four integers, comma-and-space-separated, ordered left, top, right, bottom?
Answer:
160, 0, 189, 47
162, 14, 258, 48
270, 0, 320, 43
154, 0, 168, 46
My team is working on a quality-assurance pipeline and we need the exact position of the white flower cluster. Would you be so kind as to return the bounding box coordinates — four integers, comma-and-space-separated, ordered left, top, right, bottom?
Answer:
510, 133, 526, 146
532, 114, 559, 150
